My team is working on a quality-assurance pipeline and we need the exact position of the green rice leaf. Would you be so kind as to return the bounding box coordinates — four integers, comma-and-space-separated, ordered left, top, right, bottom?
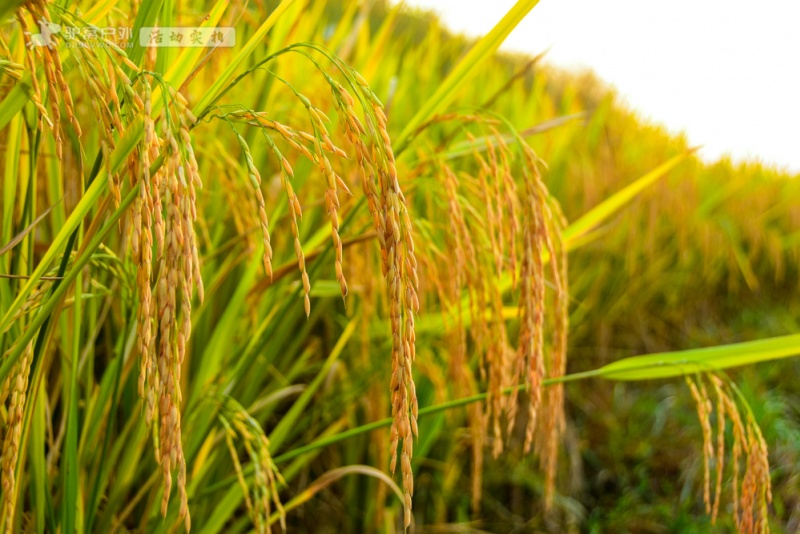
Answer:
564, 149, 695, 242
597, 334, 800, 381
193, 0, 298, 116
395, 0, 541, 154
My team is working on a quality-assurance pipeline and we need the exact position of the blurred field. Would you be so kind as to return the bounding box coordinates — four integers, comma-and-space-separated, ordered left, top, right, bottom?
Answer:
0, 0, 798, 532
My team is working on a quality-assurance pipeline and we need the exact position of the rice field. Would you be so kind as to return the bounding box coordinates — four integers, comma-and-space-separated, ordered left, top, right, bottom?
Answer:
0, 0, 798, 532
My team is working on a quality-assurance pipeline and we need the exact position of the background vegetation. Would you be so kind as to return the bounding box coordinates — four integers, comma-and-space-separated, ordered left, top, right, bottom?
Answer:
0, 0, 798, 532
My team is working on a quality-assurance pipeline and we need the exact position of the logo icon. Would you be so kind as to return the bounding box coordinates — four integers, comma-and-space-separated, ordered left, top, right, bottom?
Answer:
25, 19, 61, 49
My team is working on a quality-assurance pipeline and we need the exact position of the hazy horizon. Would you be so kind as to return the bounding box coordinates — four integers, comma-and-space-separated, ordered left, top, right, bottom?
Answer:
402, 0, 800, 174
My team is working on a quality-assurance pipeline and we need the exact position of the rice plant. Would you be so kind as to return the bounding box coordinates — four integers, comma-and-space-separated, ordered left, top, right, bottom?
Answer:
0, 0, 797, 532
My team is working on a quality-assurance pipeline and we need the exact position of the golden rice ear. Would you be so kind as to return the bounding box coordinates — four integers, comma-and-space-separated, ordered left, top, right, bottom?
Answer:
710, 375, 727, 523
685, 375, 773, 533
686, 376, 715, 514
220, 397, 286, 534
373, 119, 419, 529
121, 79, 207, 528
1, 343, 33, 530
259, 124, 309, 318
419, 117, 570, 512
739, 410, 772, 534
215, 62, 421, 524
235, 130, 274, 282
421, 119, 569, 514
331, 70, 420, 526
16, 11, 52, 129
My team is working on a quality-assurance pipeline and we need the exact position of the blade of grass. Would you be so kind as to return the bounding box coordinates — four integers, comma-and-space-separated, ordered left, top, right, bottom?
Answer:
161, 0, 229, 89
84, 313, 133, 533
563, 149, 696, 242
192, 0, 297, 117
0, 180, 137, 385
0, 199, 61, 257
0, 0, 25, 21
28, 386, 47, 534
188, 249, 262, 406
416, 113, 586, 163
154, 0, 175, 75
268, 318, 358, 451
61, 243, 82, 534
124, 0, 164, 71
2, 114, 23, 254
395, 0, 541, 154
596, 333, 800, 381
268, 466, 404, 526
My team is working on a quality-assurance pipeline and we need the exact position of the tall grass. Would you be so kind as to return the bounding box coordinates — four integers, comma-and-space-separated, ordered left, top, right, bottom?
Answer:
0, 0, 797, 532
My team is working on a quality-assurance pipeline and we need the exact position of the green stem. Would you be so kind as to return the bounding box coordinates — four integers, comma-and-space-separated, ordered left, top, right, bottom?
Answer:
195, 367, 606, 499
272, 368, 605, 464
85, 310, 130, 533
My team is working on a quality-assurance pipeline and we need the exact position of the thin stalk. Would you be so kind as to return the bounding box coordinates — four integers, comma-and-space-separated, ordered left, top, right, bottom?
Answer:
61, 224, 81, 534
85, 308, 130, 533
272, 368, 605, 464
194, 367, 606, 498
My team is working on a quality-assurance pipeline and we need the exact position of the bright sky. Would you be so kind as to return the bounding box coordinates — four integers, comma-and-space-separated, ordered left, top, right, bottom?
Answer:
402, 0, 800, 173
